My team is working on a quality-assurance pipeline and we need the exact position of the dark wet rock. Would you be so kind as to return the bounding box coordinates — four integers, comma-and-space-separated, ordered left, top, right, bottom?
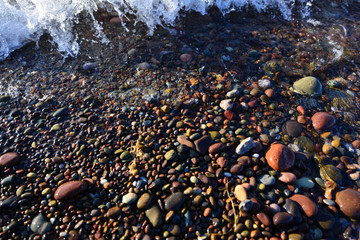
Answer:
283, 199, 302, 223
315, 207, 335, 230
54, 181, 88, 201
30, 213, 52, 235
165, 192, 185, 211
208, 142, 225, 154
273, 212, 293, 227
282, 120, 302, 137
194, 135, 212, 154
290, 194, 318, 218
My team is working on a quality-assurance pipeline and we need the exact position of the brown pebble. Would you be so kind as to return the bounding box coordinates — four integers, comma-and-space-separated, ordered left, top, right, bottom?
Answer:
290, 194, 318, 217
265, 144, 295, 172
335, 188, 360, 218
54, 181, 88, 201
0, 152, 20, 167
311, 112, 335, 130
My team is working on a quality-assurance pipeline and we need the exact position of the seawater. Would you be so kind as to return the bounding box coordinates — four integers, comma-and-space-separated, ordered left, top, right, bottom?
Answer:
0, 0, 357, 61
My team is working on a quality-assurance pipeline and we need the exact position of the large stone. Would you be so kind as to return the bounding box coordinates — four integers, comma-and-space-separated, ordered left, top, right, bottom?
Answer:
146, 206, 162, 227
293, 76, 322, 97
283, 199, 302, 223
137, 193, 152, 210
220, 99, 233, 111
282, 120, 302, 137
164, 192, 185, 211
30, 213, 52, 235
0, 152, 20, 167
54, 181, 88, 201
177, 135, 195, 149
265, 144, 295, 172
122, 192, 138, 204
273, 212, 293, 227
106, 206, 121, 219
208, 143, 225, 154
290, 194, 318, 217
315, 207, 335, 230
335, 188, 360, 218
234, 185, 247, 202
236, 137, 255, 155
311, 112, 336, 130
194, 135, 212, 154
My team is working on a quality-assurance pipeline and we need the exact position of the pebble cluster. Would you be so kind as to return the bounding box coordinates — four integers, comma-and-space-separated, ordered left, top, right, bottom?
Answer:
1, 9, 360, 240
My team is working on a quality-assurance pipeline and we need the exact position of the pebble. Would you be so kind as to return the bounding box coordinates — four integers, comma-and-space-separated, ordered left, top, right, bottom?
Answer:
106, 206, 121, 218
335, 188, 360, 218
290, 194, 318, 217
220, 99, 233, 111
30, 213, 52, 235
239, 199, 253, 212
235, 137, 255, 155
54, 180, 88, 201
283, 199, 302, 223
234, 185, 247, 201
194, 135, 212, 154
311, 112, 336, 130
259, 174, 275, 186
146, 205, 162, 227
294, 177, 315, 189
278, 172, 297, 184
282, 120, 302, 137
0, 152, 20, 167
165, 149, 177, 161
208, 142, 225, 154
293, 76, 322, 96
272, 212, 293, 227
177, 135, 195, 149
122, 192, 138, 204
164, 192, 185, 211
137, 193, 152, 209
315, 207, 335, 230
180, 53, 192, 62
265, 144, 295, 171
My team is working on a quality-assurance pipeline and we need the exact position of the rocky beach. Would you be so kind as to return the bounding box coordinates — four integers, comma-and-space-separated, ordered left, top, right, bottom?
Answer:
0, 4, 360, 240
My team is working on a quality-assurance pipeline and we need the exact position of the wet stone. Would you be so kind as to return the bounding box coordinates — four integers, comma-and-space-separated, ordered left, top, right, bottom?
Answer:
290, 194, 318, 218
294, 177, 315, 189
311, 112, 336, 131
165, 149, 177, 161
146, 206, 162, 227
273, 212, 293, 227
165, 192, 185, 211
1, 174, 15, 186
194, 135, 212, 154
283, 199, 302, 224
236, 137, 255, 155
256, 212, 271, 226
282, 120, 302, 137
0, 152, 20, 167
234, 185, 247, 202
208, 142, 225, 154
177, 135, 195, 149
315, 207, 335, 230
30, 213, 52, 235
259, 174, 275, 186
106, 206, 121, 219
54, 181, 88, 201
137, 193, 152, 209
278, 172, 297, 184
265, 144, 295, 172
122, 192, 138, 204
293, 76, 322, 97
335, 188, 360, 218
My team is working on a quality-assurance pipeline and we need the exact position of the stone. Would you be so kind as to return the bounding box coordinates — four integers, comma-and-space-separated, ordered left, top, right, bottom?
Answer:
234, 185, 247, 201
30, 213, 52, 235
282, 121, 302, 137
122, 193, 138, 204
294, 177, 315, 189
256, 212, 271, 226
53, 107, 67, 117
220, 99, 233, 111
180, 53, 192, 62
54, 181, 88, 201
177, 135, 195, 149
208, 143, 225, 154
164, 149, 177, 161
165, 192, 185, 211
283, 199, 302, 223
259, 174, 275, 186
146, 206, 162, 227
137, 193, 152, 209
290, 194, 318, 217
194, 135, 212, 154
0, 152, 20, 167
293, 76, 322, 97
311, 112, 336, 130
106, 206, 121, 218
273, 212, 293, 227
335, 188, 360, 218
315, 207, 335, 230
278, 172, 297, 184
239, 199, 253, 212
236, 137, 255, 155
265, 144, 295, 172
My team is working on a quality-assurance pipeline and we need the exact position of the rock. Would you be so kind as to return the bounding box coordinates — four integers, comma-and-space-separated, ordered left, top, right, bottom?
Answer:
294, 177, 315, 189
54, 181, 88, 201
177, 135, 195, 149
0, 152, 20, 167
164, 149, 177, 161
236, 137, 255, 155
311, 112, 336, 130
293, 76, 322, 97
208, 143, 225, 154
30, 213, 52, 235
234, 185, 247, 201
315, 207, 335, 230
282, 121, 302, 137
226, 89, 239, 98
106, 206, 121, 218
273, 212, 293, 227
283, 199, 302, 223
335, 188, 360, 218
256, 212, 271, 226
258, 79, 271, 89
165, 192, 185, 211
122, 193, 138, 204
259, 174, 275, 186
194, 135, 212, 154
180, 53, 192, 62
146, 206, 162, 227
220, 99, 233, 111
52, 107, 67, 117
290, 194, 318, 217
137, 193, 152, 210
278, 172, 297, 184
265, 144, 295, 172
239, 199, 253, 212
120, 151, 132, 160
230, 164, 243, 174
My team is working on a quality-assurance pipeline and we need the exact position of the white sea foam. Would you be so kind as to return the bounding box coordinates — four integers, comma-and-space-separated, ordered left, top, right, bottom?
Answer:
0, 0, 347, 61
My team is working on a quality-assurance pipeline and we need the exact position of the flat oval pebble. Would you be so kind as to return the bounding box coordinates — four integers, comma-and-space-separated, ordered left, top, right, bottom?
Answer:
165, 192, 185, 211
335, 188, 360, 218
290, 194, 318, 217
122, 192, 138, 204
256, 212, 271, 226
282, 120, 302, 137
54, 181, 88, 201
146, 205, 162, 227
311, 112, 335, 130
273, 212, 293, 227
0, 152, 20, 167
177, 135, 195, 149
106, 206, 121, 218
234, 185, 247, 201
265, 144, 295, 172
295, 177, 315, 189
278, 172, 297, 184
194, 135, 212, 155
137, 193, 152, 209
208, 142, 225, 154
293, 76, 322, 96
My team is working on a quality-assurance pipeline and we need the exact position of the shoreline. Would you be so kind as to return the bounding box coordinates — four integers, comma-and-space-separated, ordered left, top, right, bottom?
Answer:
0, 11, 360, 240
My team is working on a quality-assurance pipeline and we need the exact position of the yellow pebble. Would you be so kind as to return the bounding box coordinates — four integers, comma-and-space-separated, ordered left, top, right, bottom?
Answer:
221, 137, 227, 144
332, 139, 340, 148
322, 144, 334, 155
320, 132, 331, 139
